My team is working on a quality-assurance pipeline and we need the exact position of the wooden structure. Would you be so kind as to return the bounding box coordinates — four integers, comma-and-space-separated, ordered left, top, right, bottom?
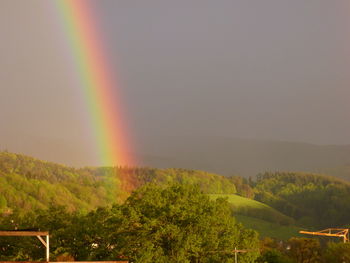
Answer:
0, 231, 128, 263
0, 231, 49, 261
299, 228, 349, 243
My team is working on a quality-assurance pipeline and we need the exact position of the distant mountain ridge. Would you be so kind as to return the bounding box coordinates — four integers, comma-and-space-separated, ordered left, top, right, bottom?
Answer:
3, 135, 350, 180
137, 136, 350, 179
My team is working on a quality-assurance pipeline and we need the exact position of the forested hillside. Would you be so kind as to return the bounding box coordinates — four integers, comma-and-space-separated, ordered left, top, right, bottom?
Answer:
0, 151, 237, 214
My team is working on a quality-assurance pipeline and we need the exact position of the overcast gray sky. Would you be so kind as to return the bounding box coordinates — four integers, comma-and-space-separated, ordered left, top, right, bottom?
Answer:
1, 0, 350, 166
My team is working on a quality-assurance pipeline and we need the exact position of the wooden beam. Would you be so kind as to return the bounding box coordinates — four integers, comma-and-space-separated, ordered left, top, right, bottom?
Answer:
0, 231, 49, 236
300, 230, 345, 237
36, 236, 47, 248
300, 228, 349, 243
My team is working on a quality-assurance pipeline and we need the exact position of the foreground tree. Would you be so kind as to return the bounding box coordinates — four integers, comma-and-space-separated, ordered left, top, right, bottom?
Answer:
108, 184, 259, 263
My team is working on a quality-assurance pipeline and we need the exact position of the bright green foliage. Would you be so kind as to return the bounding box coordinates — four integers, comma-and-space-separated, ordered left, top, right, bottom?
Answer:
0, 151, 237, 215
108, 184, 259, 263
0, 152, 115, 213
210, 194, 270, 209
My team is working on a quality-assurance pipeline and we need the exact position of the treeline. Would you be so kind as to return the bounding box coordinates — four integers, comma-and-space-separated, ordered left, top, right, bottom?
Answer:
253, 172, 350, 228
0, 184, 259, 263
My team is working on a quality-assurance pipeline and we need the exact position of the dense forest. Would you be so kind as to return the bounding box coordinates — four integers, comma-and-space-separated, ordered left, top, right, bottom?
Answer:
253, 172, 350, 228
2, 151, 350, 262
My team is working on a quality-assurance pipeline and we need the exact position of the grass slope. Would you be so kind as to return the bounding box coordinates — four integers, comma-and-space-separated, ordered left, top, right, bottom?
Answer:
210, 194, 269, 209
209, 194, 294, 225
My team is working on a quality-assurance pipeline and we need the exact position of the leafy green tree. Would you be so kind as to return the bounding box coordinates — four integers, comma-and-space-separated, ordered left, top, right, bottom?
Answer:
108, 184, 259, 263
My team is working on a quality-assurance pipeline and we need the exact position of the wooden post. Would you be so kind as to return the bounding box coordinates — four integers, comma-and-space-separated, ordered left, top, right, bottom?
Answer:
46, 234, 49, 262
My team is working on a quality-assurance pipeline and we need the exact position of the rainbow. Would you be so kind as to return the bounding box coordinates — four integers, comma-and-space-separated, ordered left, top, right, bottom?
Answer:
53, 0, 133, 167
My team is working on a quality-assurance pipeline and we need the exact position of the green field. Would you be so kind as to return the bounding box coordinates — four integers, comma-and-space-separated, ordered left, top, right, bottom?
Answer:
209, 194, 294, 225
209, 193, 273, 210
209, 194, 302, 240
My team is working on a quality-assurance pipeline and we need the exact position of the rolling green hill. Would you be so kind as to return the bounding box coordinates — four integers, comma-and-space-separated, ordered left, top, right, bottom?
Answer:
209, 194, 294, 225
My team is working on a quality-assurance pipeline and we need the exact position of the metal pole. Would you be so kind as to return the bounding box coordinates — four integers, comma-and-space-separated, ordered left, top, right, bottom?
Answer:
46, 234, 49, 262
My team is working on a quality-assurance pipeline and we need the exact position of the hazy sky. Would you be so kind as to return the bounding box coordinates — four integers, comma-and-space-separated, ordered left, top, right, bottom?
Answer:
1, 0, 350, 165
